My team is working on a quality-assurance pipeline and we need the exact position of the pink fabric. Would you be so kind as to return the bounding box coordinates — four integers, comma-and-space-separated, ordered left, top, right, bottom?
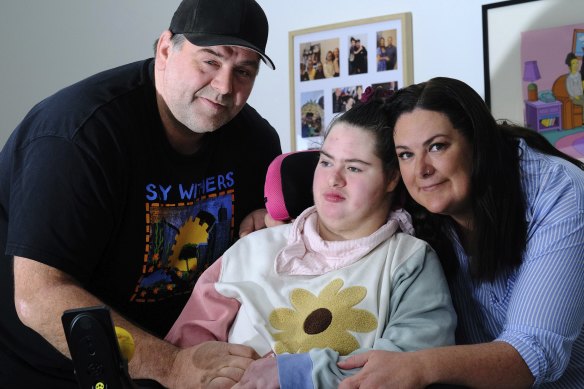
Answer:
164, 258, 241, 347
264, 152, 287, 220
275, 207, 414, 276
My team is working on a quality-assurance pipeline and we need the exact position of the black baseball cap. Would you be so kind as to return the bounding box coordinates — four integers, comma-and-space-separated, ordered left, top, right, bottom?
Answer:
169, 0, 275, 70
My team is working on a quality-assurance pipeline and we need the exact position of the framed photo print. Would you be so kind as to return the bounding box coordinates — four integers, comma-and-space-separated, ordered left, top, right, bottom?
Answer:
289, 13, 413, 151
574, 28, 584, 58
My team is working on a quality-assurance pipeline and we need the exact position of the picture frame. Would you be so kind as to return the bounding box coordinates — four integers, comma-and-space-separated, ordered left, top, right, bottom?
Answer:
573, 28, 584, 58
482, 0, 584, 161
289, 13, 413, 151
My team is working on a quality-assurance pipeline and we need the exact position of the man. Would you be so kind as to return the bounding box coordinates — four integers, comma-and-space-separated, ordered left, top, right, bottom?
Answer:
353, 39, 368, 74
348, 37, 357, 75
386, 36, 397, 70
0, 0, 281, 387
332, 88, 344, 113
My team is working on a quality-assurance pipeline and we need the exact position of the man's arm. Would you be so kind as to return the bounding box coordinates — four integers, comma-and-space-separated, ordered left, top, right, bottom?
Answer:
13, 256, 258, 388
239, 209, 269, 238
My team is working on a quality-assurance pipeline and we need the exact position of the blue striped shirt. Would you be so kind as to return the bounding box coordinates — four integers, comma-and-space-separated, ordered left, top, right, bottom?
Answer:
449, 140, 584, 388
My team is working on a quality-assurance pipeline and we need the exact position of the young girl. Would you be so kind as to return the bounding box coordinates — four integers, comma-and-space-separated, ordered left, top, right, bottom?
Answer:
165, 93, 456, 388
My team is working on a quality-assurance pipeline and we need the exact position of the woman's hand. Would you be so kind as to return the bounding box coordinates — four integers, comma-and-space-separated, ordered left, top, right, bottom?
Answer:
338, 351, 427, 389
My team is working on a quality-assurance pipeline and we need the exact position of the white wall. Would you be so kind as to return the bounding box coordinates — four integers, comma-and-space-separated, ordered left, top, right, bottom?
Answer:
0, 0, 498, 151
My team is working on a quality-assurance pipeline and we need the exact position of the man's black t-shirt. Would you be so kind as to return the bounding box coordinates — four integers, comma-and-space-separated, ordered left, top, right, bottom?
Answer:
0, 59, 281, 387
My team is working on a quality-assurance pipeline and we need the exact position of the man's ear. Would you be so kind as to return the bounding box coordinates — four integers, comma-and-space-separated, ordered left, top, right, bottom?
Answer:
155, 30, 173, 70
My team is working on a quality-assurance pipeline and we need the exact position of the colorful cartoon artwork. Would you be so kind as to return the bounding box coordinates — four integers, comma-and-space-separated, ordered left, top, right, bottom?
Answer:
521, 23, 584, 160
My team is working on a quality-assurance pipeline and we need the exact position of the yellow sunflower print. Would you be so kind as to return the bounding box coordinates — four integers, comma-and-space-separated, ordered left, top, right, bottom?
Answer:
269, 278, 377, 355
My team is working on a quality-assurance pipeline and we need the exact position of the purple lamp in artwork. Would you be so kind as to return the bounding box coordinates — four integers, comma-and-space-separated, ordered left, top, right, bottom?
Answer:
523, 60, 541, 101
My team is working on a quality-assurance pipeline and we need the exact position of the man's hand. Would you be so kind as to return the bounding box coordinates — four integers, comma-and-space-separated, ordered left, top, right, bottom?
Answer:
239, 209, 268, 238
240, 208, 292, 237
264, 212, 288, 228
167, 341, 260, 389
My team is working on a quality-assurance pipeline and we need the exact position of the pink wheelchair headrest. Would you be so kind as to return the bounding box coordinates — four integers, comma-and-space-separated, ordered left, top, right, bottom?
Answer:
264, 150, 320, 221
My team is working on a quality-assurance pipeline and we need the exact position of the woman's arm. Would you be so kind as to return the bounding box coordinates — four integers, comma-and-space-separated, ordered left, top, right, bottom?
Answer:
494, 215, 584, 385
338, 341, 533, 389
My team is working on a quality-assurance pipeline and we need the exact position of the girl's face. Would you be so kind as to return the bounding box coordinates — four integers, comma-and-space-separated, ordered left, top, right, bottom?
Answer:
394, 108, 473, 228
313, 123, 399, 241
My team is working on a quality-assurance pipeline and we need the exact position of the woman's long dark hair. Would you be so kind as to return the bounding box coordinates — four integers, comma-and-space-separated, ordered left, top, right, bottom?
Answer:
387, 77, 584, 282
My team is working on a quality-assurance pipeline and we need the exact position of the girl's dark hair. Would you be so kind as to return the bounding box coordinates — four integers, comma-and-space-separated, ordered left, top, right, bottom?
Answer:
387, 77, 584, 282
326, 88, 397, 176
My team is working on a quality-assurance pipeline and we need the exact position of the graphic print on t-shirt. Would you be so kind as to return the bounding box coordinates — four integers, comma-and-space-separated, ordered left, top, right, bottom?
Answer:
131, 190, 234, 303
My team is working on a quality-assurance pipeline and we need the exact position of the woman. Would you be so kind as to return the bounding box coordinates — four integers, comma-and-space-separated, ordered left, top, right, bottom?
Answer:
166, 94, 456, 388
339, 77, 584, 388
306, 58, 316, 80
323, 50, 336, 78
376, 37, 389, 71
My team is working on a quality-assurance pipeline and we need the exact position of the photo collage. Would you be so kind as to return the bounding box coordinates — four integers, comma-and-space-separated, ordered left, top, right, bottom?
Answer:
291, 15, 411, 150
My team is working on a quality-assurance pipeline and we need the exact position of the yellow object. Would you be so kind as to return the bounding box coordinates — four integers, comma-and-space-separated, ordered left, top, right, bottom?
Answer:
115, 326, 135, 361
269, 278, 377, 355
540, 118, 555, 128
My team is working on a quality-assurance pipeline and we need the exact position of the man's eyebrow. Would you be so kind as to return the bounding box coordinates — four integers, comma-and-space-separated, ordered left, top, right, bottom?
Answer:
238, 60, 260, 71
199, 48, 260, 70
200, 48, 223, 58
